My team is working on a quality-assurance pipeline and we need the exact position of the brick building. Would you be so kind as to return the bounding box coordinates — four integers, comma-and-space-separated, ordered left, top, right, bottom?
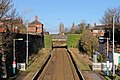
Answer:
28, 16, 43, 35
0, 18, 26, 33
92, 23, 106, 37
91, 23, 119, 37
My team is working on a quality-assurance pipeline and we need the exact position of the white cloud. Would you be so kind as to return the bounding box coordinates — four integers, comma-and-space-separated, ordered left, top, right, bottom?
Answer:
23, 8, 33, 14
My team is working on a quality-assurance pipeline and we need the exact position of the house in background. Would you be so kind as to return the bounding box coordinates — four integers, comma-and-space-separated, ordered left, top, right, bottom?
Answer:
28, 16, 43, 35
92, 23, 106, 37
92, 23, 120, 68
0, 18, 26, 33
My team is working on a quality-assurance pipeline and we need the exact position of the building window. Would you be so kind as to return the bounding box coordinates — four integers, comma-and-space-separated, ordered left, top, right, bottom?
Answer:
36, 26, 40, 31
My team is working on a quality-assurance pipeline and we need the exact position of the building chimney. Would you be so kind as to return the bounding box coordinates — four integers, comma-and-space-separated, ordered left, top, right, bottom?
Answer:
35, 16, 38, 21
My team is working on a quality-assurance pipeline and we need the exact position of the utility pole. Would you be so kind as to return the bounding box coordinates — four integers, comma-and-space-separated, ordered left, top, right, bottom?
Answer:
106, 38, 109, 75
112, 16, 115, 77
26, 22, 28, 69
107, 38, 109, 57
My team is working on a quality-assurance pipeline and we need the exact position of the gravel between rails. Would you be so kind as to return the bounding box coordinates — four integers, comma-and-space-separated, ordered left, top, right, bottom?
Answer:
38, 48, 79, 80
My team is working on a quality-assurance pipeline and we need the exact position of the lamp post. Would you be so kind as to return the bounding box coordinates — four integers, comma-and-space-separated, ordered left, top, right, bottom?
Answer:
106, 38, 109, 76
13, 38, 23, 75
112, 16, 115, 77
26, 22, 28, 69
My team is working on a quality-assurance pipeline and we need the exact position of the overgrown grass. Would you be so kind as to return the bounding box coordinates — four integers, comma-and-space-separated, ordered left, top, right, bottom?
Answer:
68, 49, 91, 71
104, 74, 120, 80
67, 34, 80, 48
44, 35, 52, 48
44, 34, 80, 48
115, 74, 120, 80
77, 59, 91, 70
104, 76, 111, 80
27, 48, 50, 71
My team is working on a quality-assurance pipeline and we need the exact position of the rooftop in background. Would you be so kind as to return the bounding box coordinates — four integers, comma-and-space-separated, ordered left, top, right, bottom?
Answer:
92, 23, 120, 30
0, 18, 26, 33
28, 16, 43, 35
29, 16, 43, 26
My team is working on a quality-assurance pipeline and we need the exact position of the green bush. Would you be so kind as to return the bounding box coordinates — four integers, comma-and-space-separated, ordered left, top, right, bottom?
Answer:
117, 63, 120, 71
44, 35, 52, 48
80, 29, 99, 56
97, 54, 104, 62
67, 34, 80, 48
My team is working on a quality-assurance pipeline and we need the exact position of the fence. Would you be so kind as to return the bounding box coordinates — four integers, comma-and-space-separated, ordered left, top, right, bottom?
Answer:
92, 62, 113, 71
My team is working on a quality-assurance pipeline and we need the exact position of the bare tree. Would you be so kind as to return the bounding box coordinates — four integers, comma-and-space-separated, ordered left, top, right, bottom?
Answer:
101, 7, 120, 25
64, 27, 70, 34
70, 22, 76, 34
0, 0, 17, 52
0, 0, 17, 19
101, 7, 120, 44
0, 0, 20, 78
0, 0, 17, 61
76, 20, 87, 34
80, 29, 99, 56
0, 0, 18, 31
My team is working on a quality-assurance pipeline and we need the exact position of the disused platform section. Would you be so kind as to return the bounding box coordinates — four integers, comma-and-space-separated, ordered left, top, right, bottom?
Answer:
52, 34, 67, 48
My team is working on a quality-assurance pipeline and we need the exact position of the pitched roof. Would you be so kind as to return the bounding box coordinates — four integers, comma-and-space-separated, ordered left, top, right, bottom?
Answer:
92, 26, 106, 30
29, 16, 43, 25
30, 20, 42, 25
92, 23, 120, 30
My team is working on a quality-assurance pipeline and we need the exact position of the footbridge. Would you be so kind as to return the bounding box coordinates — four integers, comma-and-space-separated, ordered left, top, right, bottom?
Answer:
52, 34, 67, 48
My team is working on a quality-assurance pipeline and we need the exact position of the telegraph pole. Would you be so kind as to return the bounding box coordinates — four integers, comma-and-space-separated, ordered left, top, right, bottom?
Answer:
26, 22, 28, 69
112, 16, 115, 77
106, 38, 109, 75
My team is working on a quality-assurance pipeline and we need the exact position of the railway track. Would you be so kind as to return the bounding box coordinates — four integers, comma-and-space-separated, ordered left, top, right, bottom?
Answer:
37, 48, 80, 80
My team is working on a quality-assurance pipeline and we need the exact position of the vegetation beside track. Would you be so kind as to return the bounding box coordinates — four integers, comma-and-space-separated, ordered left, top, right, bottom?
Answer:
67, 34, 80, 48
44, 35, 52, 48
15, 48, 51, 80
68, 48, 91, 71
